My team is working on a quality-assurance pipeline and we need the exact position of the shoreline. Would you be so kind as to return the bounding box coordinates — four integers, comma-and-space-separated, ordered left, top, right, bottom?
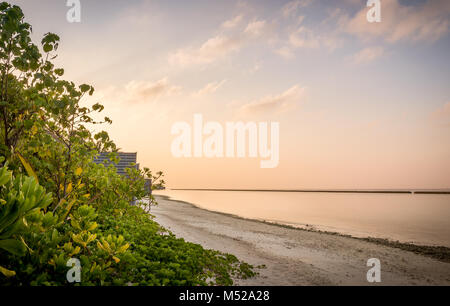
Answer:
154, 195, 450, 263
151, 195, 450, 285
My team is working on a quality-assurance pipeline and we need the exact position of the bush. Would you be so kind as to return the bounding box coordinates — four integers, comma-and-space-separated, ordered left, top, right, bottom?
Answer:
0, 162, 256, 285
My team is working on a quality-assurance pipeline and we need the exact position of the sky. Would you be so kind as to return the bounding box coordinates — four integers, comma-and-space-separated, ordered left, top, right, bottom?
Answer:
9, 0, 450, 189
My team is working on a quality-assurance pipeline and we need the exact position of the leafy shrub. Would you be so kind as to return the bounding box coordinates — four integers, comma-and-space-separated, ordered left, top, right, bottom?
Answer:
0, 162, 256, 285
0, 157, 52, 277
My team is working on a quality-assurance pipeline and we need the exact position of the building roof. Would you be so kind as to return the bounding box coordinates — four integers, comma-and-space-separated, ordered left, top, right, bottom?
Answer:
94, 152, 139, 176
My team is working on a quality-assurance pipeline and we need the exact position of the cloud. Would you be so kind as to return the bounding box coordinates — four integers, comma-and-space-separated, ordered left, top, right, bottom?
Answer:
169, 18, 270, 67
342, 0, 450, 43
168, 35, 243, 67
430, 102, 450, 126
244, 20, 268, 37
193, 80, 227, 97
276, 46, 296, 59
239, 85, 305, 115
275, 5, 343, 59
125, 78, 181, 102
277, 0, 448, 60
282, 0, 313, 18
351, 46, 384, 64
289, 27, 320, 48
288, 26, 342, 51
222, 15, 243, 29
95, 78, 181, 105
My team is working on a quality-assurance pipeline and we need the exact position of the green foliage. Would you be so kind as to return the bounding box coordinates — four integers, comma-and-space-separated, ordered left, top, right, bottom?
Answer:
0, 159, 52, 276
0, 167, 256, 285
95, 206, 257, 286
0, 1, 257, 286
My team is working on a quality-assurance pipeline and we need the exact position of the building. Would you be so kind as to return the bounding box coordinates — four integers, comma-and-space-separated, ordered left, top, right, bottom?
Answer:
94, 152, 151, 193
94, 152, 139, 176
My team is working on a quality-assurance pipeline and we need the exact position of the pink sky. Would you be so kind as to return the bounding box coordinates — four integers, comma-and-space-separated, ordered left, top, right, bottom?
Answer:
11, 0, 450, 189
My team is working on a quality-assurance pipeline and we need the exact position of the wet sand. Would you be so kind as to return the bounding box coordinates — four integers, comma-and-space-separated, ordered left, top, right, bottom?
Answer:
151, 196, 450, 286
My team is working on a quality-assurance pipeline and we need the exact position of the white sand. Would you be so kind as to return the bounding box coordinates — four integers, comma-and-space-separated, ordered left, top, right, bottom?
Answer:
151, 196, 450, 286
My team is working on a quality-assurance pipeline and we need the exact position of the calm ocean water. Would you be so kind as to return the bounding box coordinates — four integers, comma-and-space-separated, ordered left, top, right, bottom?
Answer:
154, 190, 450, 247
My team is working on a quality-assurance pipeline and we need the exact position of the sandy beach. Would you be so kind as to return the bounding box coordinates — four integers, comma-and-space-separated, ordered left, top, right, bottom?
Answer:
151, 195, 450, 286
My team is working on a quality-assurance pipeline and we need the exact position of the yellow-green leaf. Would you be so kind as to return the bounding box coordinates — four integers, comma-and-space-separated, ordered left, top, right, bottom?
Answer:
71, 246, 81, 256
0, 265, 16, 277
17, 153, 38, 184
90, 262, 97, 273
87, 234, 97, 243
118, 243, 130, 253
66, 183, 73, 194
88, 222, 98, 231
61, 199, 76, 221
97, 241, 105, 251
70, 220, 81, 230
75, 168, 83, 176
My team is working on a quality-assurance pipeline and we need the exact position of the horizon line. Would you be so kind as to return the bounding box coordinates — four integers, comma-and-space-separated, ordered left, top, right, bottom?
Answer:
169, 188, 450, 195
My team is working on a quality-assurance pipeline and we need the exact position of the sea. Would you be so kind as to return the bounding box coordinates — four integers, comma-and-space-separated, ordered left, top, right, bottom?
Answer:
154, 189, 450, 247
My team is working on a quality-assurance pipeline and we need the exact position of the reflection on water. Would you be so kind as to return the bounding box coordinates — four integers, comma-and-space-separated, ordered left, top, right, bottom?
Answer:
154, 190, 450, 247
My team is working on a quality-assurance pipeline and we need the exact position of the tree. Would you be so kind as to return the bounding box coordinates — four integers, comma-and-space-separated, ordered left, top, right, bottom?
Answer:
0, 2, 41, 157
0, 2, 116, 206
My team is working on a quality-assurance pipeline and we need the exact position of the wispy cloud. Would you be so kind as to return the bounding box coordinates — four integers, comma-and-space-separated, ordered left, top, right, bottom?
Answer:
168, 35, 243, 67
288, 26, 342, 51
282, 0, 313, 18
351, 46, 385, 64
289, 27, 320, 48
239, 85, 306, 115
430, 102, 450, 126
275, 46, 295, 59
342, 0, 450, 43
125, 78, 181, 102
193, 80, 227, 97
244, 20, 268, 37
168, 17, 270, 68
94, 78, 182, 105
222, 15, 243, 29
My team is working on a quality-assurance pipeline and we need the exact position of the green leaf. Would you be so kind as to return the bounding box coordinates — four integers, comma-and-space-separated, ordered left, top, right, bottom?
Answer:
43, 43, 52, 53
0, 239, 27, 257
0, 166, 12, 186
79, 84, 91, 93
0, 204, 19, 233
0, 219, 23, 240
54, 68, 64, 76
